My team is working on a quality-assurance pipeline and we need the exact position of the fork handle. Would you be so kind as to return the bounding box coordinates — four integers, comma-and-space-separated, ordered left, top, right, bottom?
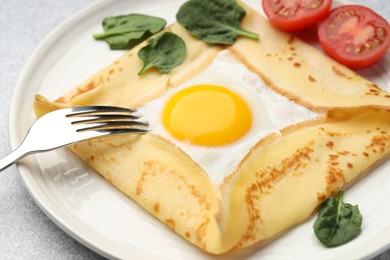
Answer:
0, 145, 28, 172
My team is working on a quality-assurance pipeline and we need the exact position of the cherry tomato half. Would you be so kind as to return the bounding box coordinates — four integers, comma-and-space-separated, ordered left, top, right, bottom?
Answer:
262, 0, 332, 32
318, 5, 390, 69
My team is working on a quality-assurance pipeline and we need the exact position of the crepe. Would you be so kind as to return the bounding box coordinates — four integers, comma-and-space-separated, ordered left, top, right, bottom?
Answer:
34, 23, 222, 117
33, 3, 390, 255
221, 108, 390, 251
230, 1, 390, 112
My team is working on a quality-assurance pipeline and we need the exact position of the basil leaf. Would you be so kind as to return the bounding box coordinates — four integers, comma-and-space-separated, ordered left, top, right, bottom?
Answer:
176, 0, 259, 45
93, 14, 166, 50
137, 32, 186, 75
313, 191, 362, 247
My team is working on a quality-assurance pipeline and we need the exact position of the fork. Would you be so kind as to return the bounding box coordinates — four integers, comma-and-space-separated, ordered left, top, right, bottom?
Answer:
0, 106, 149, 172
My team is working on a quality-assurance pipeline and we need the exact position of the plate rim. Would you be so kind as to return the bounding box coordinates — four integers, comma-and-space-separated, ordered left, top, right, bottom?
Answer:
7, 0, 390, 259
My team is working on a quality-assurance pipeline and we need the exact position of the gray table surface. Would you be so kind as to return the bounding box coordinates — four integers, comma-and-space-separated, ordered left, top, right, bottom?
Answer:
1, 0, 390, 259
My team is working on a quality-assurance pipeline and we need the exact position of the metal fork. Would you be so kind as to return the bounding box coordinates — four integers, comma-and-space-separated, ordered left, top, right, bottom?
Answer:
0, 106, 149, 171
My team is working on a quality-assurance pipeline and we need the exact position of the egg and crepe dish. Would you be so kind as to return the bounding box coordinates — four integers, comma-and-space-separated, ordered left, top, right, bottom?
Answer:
33, 1, 390, 254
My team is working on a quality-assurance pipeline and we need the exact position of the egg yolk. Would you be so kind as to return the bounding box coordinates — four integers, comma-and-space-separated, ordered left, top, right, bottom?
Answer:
162, 85, 252, 146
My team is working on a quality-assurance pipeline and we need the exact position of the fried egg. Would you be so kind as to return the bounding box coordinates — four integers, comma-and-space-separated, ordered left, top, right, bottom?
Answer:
138, 50, 318, 183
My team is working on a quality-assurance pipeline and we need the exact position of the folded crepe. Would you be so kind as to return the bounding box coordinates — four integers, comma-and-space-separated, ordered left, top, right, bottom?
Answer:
229, 2, 390, 112
33, 2, 390, 254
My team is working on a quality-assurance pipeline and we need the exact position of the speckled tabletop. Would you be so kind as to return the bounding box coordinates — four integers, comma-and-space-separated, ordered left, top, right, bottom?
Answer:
0, 0, 389, 259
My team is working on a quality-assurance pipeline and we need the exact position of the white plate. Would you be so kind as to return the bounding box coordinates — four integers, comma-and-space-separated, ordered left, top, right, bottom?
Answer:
9, 0, 390, 259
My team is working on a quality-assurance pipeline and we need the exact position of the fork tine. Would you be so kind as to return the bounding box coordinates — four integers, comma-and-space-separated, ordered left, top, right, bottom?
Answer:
88, 128, 148, 134
68, 105, 136, 116
71, 114, 139, 124
76, 121, 149, 133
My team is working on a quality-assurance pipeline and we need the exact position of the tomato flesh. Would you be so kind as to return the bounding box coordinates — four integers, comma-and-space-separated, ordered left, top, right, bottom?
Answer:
262, 0, 332, 32
318, 5, 390, 68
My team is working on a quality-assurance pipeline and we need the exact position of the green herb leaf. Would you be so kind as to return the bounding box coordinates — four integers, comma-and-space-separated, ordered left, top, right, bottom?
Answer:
313, 191, 362, 247
93, 14, 167, 50
137, 32, 186, 75
176, 0, 259, 45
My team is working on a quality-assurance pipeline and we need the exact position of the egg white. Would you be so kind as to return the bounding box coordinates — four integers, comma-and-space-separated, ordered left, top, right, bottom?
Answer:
138, 50, 318, 184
